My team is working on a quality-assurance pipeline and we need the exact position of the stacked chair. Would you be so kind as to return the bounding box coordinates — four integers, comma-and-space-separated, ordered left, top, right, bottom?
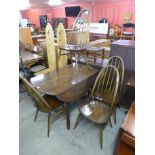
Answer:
57, 9, 90, 68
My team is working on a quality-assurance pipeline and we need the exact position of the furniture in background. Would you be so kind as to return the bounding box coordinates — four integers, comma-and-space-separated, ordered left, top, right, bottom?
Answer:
120, 23, 135, 40
49, 18, 67, 31
116, 102, 135, 155
34, 23, 56, 76
113, 24, 122, 39
89, 23, 110, 40
56, 23, 68, 69
110, 40, 135, 108
20, 75, 67, 137
39, 15, 47, 28
58, 9, 90, 68
89, 39, 111, 59
110, 40, 135, 73
31, 34, 46, 45
19, 51, 43, 68
74, 65, 119, 149
107, 56, 124, 124
19, 27, 34, 50
86, 46, 105, 64
31, 63, 98, 129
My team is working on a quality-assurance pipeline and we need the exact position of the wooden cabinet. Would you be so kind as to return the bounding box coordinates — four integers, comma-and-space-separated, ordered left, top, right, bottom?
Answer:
116, 102, 135, 155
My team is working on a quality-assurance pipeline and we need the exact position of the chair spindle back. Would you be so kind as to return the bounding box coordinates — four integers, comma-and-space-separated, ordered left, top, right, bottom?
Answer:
90, 65, 119, 108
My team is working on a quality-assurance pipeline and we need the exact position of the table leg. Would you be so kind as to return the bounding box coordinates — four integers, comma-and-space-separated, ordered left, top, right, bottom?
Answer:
82, 50, 90, 69
65, 102, 70, 130
94, 51, 97, 64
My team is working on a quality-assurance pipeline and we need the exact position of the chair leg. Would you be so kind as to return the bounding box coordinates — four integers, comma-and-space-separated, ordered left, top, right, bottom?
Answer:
48, 113, 51, 137
108, 117, 113, 128
99, 124, 104, 149
114, 107, 117, 124
74, 113, 83, 129
82, 50, 90, 69
65, 102, 70, 130
34, 109, 39, 122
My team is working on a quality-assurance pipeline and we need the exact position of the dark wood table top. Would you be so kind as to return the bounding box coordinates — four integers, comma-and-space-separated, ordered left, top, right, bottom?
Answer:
31, 63, 98, 97
111, 39, 135, 47
122, 102, 135, 137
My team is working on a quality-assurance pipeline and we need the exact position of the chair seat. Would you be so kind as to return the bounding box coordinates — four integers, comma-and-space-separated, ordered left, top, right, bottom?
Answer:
122, 32, 134, 36
79, 100, 111, 124
59, 44, 87, 52
87, 46, 104, 52
30, 65, 46, 73
40, 94, 64, 112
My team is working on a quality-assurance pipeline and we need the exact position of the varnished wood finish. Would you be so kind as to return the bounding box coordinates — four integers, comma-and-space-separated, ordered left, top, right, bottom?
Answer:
89, 39, 110, 47
108, 56, 124, 124
58, 9, 90, 68
74, 65, 120, 149
31, 63, 98, 102
122, 102, 135, 138
116, 102, 135, 155
87, 46, 105, 64
111, 40, 135, 48
20, 75, 67, 136
19, 51, 43, 68
127, 72, 135, 87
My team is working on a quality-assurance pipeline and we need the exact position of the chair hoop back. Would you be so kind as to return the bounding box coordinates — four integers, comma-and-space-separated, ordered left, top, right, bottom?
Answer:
90, 65, 119, 108
20, 75, 51, 111
122, 23, 135, 28
67, 9, 90, 48
108, 56, 124, 92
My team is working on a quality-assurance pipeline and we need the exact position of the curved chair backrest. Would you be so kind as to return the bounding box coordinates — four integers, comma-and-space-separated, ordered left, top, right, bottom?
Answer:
108, 56, 124, 93
90, 65, 119, 108
67, 9, 90, 47
20, 75, 51, 112
122, 23, 135, 28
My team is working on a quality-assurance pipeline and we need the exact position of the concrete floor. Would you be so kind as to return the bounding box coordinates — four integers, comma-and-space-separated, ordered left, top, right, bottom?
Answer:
19, 84, 126, 155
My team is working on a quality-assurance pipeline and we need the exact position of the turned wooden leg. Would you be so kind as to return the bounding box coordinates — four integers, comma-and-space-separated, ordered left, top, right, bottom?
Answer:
65, 102, 70, 130
108, 116, 113, 128
99, 124, 104, 149
114, 107, 117, 124
82, 50, 90, 69
94, 51, 97, 64
57, 49, 62, 70
48, 113, 51, 137
34, 109, 39, 122
74, 113, 83, 129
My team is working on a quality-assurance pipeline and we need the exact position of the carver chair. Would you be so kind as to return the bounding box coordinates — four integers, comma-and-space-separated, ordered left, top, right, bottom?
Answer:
20, 75, 68, 137
107, 56, 124, 124
74, 65, 119, 149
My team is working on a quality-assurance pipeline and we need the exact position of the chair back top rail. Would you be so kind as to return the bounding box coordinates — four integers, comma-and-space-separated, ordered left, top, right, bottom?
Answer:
108, 56, 124, 93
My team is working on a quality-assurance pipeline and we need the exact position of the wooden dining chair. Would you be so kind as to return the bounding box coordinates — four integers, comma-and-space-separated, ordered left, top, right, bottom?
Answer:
20, 75, 68, 137
120, 23, 135, 40
74, 65, 119, 149
57, 9, 90, 68
107, 56, 124, 124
